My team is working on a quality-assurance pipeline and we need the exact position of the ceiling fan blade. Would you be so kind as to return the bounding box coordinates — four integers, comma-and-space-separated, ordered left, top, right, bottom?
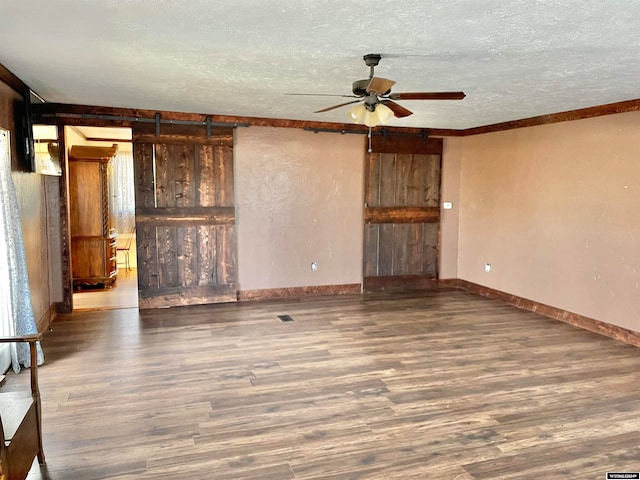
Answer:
314, 99, 361, 113
388, 91, 466, 100
286, 93, 358, 98
381, 100, 413, 118
366, 77, 396, 95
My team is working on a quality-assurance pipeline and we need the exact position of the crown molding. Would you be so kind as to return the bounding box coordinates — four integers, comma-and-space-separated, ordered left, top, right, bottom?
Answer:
462, 99, 640, 136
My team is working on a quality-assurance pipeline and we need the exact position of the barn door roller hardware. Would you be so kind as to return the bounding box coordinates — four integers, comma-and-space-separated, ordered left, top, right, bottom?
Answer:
153, 114, 249, 137
303, 126, 430, 139
37, 112, 250, 138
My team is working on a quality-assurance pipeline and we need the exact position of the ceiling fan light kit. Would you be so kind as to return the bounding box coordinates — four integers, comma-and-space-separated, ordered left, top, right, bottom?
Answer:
371, 103, 394, 124
295, 53, 465, 127
348, 102, 395, 127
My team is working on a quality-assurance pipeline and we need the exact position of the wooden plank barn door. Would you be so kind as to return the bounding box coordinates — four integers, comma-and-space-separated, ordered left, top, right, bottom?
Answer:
363, 136, 443, 292
133, 124, 236, 308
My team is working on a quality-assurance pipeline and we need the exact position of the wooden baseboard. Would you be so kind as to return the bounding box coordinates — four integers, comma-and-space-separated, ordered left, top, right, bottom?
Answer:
436, 278, 460, 288
238, 284, 361, 301
37, 304, 56, 332
449, 279, 640, 347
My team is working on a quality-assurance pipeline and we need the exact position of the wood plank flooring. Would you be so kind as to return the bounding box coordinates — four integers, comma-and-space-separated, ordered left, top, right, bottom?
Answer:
5, 289, 640, 479
72, 268, 138, 311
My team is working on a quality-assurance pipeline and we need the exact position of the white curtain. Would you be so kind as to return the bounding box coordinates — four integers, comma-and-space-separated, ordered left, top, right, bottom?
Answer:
112, 152, 136, 234
0, 129, 43, 372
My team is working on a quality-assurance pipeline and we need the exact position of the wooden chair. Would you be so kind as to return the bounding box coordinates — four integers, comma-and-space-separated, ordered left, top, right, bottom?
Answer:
116, 227, 135, 272
0, 333, 45, 480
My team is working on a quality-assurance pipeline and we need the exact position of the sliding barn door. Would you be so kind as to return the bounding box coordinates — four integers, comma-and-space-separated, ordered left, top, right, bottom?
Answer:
133, 125, 236, 308
363, 136, 442, 292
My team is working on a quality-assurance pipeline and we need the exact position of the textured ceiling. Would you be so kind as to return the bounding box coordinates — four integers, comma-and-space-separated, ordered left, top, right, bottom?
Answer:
1, 0, 639, 129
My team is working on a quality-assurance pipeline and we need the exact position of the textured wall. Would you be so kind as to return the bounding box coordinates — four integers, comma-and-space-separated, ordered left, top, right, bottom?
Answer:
457, 111, 640, 332
440, 138, 462, 279
235, 127, 364, 291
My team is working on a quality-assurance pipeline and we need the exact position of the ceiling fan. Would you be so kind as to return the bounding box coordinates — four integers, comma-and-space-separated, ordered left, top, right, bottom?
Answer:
290, 54, 465, 127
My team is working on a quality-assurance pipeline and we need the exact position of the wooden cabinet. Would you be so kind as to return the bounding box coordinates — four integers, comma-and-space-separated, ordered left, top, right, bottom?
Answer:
69, 145, 118, 290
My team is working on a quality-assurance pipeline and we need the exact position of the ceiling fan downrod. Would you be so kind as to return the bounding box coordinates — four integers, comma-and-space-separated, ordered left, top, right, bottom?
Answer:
363, 53, 382, 79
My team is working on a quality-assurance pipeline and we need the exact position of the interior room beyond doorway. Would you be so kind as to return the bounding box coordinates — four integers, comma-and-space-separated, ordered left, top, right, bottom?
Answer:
66, 125, 138, 311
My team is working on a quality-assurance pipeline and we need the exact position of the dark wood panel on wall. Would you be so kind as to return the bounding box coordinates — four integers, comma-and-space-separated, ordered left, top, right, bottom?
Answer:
364, 206, 440, 224
363, 143, 442, 292
133, 127, 237, 308
136, 206, 234, 224
364, 223, 439, 277
370, 135, 443, 155
363, 274, 439, 292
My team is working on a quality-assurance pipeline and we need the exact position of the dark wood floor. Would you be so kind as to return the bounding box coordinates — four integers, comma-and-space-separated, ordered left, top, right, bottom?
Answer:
8, 289, 640, 479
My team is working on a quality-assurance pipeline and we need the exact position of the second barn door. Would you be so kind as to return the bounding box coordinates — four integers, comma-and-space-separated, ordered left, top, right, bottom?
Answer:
133, 123, 236, 308
363, 135, 442, 292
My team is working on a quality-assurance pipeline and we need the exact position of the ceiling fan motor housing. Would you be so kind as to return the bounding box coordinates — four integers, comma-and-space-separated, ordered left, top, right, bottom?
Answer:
352, 79, 370, 96
352, 79, 393, 97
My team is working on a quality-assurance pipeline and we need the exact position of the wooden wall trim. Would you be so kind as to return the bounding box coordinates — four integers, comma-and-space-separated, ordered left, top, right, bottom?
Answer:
30, 97, 640, 139
463, 98, 640, 136
32, 103, 461, 137
447, 279, 640, 347
0, 62, 27, 95
238, 284, 361, 301
56, 122, 73, 313
436, 278, 460, 288
37, 304, 56, 332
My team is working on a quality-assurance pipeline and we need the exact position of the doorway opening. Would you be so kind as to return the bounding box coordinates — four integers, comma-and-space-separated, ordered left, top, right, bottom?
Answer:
65, 126, 138, 311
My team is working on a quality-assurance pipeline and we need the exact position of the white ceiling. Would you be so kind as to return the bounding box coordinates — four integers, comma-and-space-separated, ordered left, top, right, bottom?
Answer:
1, 0, 639, 130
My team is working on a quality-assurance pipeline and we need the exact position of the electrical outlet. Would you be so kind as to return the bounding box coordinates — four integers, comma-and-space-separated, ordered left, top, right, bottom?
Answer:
311, 262, 318, 271
485, 263, 492, 272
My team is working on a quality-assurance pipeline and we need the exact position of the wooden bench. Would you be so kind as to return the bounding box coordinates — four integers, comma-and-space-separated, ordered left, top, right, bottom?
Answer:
0, 333, 45, 480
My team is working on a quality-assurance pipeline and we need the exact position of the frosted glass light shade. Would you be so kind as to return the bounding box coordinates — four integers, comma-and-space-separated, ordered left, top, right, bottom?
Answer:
374, 103, 394, 124
347, 103, 366, 122
363, 110, 377, 127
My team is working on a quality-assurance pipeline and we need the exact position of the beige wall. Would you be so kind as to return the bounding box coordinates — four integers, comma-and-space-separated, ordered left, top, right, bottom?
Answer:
7, 65, 637, 339
440, 137, 463, 279
455, 111, 640, 332
235, 127, 364, 291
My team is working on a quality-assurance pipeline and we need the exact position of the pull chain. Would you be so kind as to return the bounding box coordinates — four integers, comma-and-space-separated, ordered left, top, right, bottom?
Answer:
368, 127, 372, 153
